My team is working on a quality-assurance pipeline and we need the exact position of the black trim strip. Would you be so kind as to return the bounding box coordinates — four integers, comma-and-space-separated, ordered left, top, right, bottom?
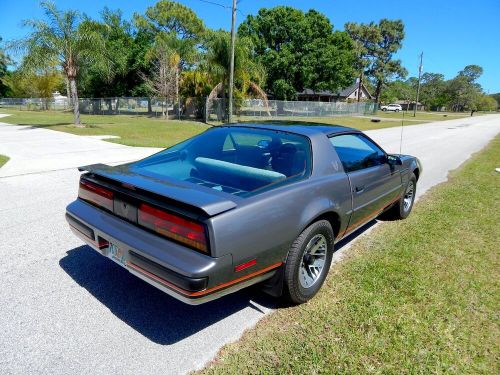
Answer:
129, 251, 208, 292
66, 213, 94, 240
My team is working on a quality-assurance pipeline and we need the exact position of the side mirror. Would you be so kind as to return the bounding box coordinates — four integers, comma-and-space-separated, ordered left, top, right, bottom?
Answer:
387, 154, 402, 166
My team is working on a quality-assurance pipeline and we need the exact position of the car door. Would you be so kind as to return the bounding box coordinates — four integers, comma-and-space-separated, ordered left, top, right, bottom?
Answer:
329, 133, 402, 231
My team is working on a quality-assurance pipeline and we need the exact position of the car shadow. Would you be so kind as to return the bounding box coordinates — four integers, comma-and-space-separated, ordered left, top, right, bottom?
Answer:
335, 219, 378, 251
59, 245, 278, 345
60, 221, 377, 345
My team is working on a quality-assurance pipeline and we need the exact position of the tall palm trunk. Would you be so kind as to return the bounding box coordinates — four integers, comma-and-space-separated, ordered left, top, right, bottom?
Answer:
65, 78, 72, 108
176, 65, 180, 120
357, 72, 364, 102
374, 79, 383, 106
69, 77, 81, 125
147, 98, 152, 114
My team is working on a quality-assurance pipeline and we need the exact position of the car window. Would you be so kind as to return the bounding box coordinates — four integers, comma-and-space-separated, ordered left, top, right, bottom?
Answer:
132, 127, 312, 197
329, 134, 386, 173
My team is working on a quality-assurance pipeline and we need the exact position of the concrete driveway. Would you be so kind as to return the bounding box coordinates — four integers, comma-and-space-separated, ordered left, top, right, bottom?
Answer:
0, 115, 499, 374
0, 123, 160, 177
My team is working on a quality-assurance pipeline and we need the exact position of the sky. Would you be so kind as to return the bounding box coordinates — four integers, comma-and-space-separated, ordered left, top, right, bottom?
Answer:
1, 0, 499, 93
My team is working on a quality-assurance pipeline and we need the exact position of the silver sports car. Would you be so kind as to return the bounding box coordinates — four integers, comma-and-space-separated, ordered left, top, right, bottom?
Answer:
66, 123, 421, 304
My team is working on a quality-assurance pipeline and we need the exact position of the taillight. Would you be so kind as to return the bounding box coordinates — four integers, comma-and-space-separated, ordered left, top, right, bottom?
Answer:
138, 203, 208, 253
78, 179, 114, 211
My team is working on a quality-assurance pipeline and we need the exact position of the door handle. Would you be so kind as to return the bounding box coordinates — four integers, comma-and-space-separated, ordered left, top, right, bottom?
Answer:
355, 185, 365, 193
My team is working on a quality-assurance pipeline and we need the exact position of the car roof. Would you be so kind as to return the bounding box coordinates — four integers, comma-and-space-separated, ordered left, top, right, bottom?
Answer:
224, 122, 360, 137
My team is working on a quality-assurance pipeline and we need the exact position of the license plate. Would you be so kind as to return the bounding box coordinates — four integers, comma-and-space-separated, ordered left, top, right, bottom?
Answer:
108, 243, 127, 267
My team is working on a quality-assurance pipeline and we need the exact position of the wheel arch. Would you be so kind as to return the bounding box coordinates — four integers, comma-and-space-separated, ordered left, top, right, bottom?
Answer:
266, 209, 342, 298
413, 167, 420, 181
302, 210, 342, 239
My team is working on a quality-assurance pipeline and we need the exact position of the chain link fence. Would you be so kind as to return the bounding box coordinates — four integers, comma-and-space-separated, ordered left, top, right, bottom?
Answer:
0, 97, 71, 111
205, 98, 376, 124
0, 96, 376, 123
0, 96, 206, 120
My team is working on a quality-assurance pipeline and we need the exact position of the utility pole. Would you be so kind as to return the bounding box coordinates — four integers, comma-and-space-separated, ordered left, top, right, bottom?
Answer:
413, 52, 423, 117
228, 0, 237, 123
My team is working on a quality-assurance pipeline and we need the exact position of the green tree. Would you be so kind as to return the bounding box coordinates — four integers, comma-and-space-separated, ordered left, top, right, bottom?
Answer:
238, 6, 356, 100
368, 19, 407, 104
380, 79, 413, 104
134, 0, 206, 115
419, 73, 448, 109
344, 19, 406, 105
204, 30, 265, 101
473, 94, 497, 112
78, 8, 135, 98
458, 65, 483, 83
134, 1, 206, 70
345, 22, 378, 102
490, 93, 500, 109
446, 76, 479, 112
0, 37, 12, 97
14, 1, 105, 125
180, 70, 211, 97
446, 65, 483, 112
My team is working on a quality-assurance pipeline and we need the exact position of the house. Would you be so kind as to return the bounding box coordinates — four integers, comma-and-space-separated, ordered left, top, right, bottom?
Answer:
395, 100, 425, 111
52, 91, 68, 104
296, 82, 373, 102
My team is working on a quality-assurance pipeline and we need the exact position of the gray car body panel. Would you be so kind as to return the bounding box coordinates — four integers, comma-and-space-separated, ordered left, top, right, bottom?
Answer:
66, 123, 420, 304
78, 163, 239, 216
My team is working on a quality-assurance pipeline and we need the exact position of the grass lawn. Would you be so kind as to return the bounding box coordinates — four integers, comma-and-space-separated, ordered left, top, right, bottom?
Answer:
0, 154, 9, 168
213, 115, 424, 129
200, 136, 500, 374
0, 109, 210, 148
373, 110, 472, 122
0, 109, 430, 148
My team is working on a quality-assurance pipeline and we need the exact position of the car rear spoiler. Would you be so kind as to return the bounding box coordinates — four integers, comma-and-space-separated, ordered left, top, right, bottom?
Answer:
78, 164, 238, 217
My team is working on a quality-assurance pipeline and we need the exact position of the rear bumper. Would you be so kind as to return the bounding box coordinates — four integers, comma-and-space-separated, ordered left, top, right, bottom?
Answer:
66, 199, 280, 304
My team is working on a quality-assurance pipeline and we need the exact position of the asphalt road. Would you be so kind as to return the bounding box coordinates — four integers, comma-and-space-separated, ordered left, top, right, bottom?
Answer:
0, 114, 499, 375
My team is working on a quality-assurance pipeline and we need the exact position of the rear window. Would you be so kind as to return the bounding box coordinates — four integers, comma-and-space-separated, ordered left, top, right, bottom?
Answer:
131, 127, 311, 197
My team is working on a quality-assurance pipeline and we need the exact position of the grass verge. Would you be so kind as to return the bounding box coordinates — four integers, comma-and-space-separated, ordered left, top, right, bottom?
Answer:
0, 109, 210, 148
199, 136, 500, 374
373, 110, 472, 122
0, 154, 9, 168
211, 115, 423, 129
0, 109, 432, 148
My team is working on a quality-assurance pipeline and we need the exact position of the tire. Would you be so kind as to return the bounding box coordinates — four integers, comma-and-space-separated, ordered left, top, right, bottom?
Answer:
283, 220, 334, 304
380, 173, 417, 220
382, 108, 387, 111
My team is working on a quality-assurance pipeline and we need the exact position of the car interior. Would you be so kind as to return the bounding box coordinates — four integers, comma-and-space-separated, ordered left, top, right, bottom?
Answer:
134, 128, 310, 196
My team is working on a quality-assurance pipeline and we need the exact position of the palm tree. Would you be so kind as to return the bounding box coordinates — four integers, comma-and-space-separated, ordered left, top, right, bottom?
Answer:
204, 30, 268, 119
15, 1, 105, 125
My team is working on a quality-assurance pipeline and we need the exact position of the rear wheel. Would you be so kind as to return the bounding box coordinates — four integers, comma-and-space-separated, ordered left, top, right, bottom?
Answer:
283, 220, 334, 304
380, 173, 417, 220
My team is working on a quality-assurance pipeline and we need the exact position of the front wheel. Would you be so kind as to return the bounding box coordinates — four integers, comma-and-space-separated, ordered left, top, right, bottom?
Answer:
283, 220, 334, 304
380, 173, 417, 220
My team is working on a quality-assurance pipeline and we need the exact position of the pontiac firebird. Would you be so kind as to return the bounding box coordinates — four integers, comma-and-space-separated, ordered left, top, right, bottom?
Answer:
66, 123, 421, 305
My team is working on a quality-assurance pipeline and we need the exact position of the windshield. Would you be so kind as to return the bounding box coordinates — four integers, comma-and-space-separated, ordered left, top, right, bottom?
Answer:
131, 127, 312, 197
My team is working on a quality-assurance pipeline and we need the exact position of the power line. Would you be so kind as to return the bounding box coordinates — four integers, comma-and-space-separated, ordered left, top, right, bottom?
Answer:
195, 0, 231, 9
193, 0, 247, 17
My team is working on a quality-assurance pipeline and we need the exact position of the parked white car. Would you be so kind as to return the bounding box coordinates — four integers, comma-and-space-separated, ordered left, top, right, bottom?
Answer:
380, 104, 402, 112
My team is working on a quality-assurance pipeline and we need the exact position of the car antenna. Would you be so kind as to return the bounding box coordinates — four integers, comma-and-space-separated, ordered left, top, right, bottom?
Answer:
399, 108, 405, 154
